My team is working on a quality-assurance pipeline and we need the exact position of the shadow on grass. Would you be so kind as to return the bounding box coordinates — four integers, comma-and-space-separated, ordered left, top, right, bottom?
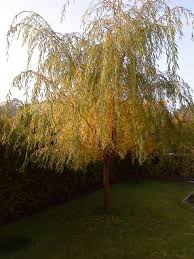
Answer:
92, 207, 121, 216
0, 236, 32, 254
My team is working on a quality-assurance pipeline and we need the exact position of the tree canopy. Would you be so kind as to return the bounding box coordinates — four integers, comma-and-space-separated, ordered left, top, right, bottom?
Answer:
4, 0, 194, 210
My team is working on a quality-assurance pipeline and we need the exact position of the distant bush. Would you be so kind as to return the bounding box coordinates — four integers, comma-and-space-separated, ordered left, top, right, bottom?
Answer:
144, 154, 194, 179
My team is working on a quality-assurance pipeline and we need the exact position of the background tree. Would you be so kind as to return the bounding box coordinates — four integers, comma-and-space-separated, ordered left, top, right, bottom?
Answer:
5, 0, 194, 211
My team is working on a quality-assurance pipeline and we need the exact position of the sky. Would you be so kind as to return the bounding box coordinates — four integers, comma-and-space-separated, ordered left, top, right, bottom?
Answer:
0, 0, 194, 102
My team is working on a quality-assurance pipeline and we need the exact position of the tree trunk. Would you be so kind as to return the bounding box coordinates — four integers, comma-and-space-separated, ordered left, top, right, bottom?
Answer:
103, 154, 111, 212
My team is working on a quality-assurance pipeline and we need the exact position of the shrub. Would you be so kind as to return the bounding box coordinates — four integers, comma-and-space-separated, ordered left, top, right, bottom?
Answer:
144, 154, 194, 179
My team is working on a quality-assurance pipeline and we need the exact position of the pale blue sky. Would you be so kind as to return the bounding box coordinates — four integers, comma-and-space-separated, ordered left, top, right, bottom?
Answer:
0, 0, 194, 102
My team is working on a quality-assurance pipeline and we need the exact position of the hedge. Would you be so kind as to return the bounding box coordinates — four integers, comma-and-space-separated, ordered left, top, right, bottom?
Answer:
0, 149, 193, 225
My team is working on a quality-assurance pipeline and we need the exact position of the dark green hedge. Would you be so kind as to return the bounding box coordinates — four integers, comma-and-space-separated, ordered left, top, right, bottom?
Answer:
144, 154, 194, 179
0, 157, 106, 224
0, 147, 193, 225
0, 148, 143, 225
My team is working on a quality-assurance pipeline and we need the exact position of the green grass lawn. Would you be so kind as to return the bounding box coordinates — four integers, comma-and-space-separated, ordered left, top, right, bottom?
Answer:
1, 180, 194, 259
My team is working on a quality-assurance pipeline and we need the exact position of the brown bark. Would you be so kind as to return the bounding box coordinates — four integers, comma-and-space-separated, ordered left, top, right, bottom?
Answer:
103, 153, 111, 212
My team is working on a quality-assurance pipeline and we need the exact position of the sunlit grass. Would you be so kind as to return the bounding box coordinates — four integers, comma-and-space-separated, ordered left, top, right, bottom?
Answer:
1, 180, 194, 259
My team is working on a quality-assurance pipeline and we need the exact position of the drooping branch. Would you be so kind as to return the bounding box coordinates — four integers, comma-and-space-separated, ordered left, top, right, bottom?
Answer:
5, 0, 194, 171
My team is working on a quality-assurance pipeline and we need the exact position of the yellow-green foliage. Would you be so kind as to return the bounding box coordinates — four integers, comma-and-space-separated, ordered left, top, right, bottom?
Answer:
5, 0, 194, 171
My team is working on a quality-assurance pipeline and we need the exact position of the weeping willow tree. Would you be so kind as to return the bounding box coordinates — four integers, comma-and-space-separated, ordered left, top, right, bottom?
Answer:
5, 0, 194, 211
